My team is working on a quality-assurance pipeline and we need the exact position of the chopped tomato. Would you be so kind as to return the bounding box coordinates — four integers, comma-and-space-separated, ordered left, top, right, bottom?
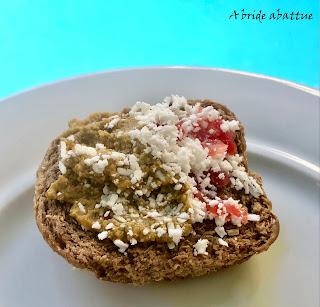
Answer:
178, 117, 237, 155
205, 140, 228, 157
206, 202, 248, 229
210, 171, 230, 188
194, 127, 208, 142
225, 204, 241, 217
206, 204, 218, 215
219, 131, 237, 155
212, 118, 223, 135
226, 140, 237, 155
189, 119, 237, 154
206, 201, 247, 225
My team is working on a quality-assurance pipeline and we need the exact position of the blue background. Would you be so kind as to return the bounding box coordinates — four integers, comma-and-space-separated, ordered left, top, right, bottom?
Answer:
0, 0, 319, 99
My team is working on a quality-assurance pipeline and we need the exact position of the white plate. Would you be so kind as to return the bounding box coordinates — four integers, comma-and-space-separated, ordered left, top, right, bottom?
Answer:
0, 67, 319, 307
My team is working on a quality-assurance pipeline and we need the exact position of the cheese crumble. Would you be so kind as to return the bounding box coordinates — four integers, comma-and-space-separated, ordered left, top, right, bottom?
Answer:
193, 239, 209, 256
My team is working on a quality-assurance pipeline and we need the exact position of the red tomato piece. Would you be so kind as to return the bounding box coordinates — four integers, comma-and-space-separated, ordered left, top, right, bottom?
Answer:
226, 140, 237, 155
206, 204, 218, 215
179, 117, 237, 155
205, 140, 228, 157
219, 131, 237, 155
196, 129, 207, 142
210, 171, 230, 188
225, 204, 242, 217
212, 119, 223, 137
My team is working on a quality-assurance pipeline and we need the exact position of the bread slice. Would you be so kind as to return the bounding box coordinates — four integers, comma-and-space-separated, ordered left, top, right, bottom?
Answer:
34, 99, 279, 284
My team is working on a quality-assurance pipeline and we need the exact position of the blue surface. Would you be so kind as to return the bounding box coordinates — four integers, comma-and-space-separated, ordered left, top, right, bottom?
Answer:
0, 0, 319, 99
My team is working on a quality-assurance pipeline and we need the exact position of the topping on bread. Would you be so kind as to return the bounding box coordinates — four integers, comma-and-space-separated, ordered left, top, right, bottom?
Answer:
34, 96, 279, 284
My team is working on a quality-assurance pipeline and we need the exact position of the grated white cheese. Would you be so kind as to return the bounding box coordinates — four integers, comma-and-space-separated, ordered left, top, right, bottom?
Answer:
95, 143, 106, 150
114, 216, 126, 223
222, 155, 263, 198
130, 238, 137, 245
78, 202, 86, 214
168, 226, 183, 245
220, 119, 240, 132
156, 227, 167, 237
112, 202, 124, 215
188, 196, 206, 223
247, 214, 261, 222
114, 239, 129, 253
66, 135, 75, 141
218, 238, 229, 247
98, 231, 108, 240
105, 222, 114, 230
92, 221, 101, 230
193, 239, 209, 256
74, 144, 97, 157
105, 116, 120, 130
100, 193, 119, 208
84, 156, 100, 166
177, 212, 189, 223
60, 141, 68, 160
146, 211, 161, 218
93, 160, 108, 173
58, 161, 67, 174
215, 226, 227, 238
142, 228, 150, 235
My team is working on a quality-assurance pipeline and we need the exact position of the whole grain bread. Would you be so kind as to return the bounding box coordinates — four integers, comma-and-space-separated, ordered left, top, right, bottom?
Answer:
34, 100, 279, 284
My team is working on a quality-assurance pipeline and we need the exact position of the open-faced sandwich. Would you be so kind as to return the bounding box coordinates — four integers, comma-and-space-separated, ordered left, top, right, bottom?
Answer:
34, 95, 279, 284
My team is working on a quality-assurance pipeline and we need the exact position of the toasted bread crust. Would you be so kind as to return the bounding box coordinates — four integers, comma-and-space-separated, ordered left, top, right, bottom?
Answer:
34, 100, 279, 284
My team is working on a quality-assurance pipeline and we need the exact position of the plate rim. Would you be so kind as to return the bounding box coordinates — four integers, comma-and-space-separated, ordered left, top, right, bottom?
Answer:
1, 66, 319, 307
1, 66, 319, 103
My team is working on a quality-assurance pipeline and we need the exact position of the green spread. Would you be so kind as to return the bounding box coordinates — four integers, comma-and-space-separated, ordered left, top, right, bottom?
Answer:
46, 112, 193, 244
